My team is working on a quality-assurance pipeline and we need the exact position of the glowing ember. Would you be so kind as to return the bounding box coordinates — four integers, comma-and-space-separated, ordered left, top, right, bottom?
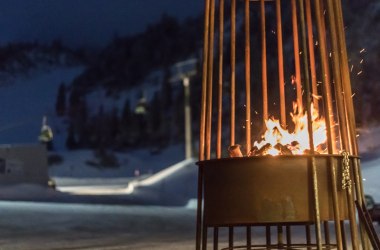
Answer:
251, 102, 327, 156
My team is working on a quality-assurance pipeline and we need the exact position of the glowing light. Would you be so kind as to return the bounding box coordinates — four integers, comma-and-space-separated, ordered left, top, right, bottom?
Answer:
252, 102, 327, 156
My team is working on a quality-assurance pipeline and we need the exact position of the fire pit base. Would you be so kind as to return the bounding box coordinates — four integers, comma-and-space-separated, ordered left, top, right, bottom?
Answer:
198, 155, 351, 226
219, 243, 337, 250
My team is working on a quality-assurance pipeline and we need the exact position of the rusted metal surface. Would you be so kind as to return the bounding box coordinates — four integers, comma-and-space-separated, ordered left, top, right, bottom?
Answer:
260, 0, 268, 122
314, 0, 337, 155
334, 0, 359, 156
305, 0, 318, 112
216, 0, 224, 159
199, 156, 350, 226
291, 0, 303, 113
298, 0, 322, 247
205, 0, 216, 160
230, 0, 236, 147
196, 0, 210, 246
325, 1, 359, 248
276, 0, 286, 127
244, 0, 251, 155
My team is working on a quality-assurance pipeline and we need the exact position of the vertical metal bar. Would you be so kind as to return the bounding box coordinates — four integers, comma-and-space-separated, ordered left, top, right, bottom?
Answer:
205, 0, 216, 160
214, 227, 218, 250
314, 0, 336, 154
325, 1, 359, 249
291, 0, 303, 113
229, 226, 234, 249
299, 0, 322, 248
313, 1, 343, 248
184, 77, 192, 159
277, 225, 283, 247
353, 157, 368, 249
328, 159, 344, 250
199, 0, 211, 162
305, 0, 319, 112
324, 221, 330, 246
196, 165, 204, 250
276, 0, 286, 127
356, 158, 371, 249
333, 9, 366, 247
340, 220, 347, 250
306, 224, 311, 247
216, 0, 224, 159
260, 0, 268, 121
230, 0, 236, 147
286, 225, 292, 246
247, 226, 251, 250
197, 0, 211, 246
346, 185, 360, 250
202, 225, 208, 250
245, 0, 251, 155
266, 226, 271, 246
325, 0, 349, 156
332, 0, 365, 218
319, 0, 338, 154
333, 0, 358, 156
298, 0, 313, 150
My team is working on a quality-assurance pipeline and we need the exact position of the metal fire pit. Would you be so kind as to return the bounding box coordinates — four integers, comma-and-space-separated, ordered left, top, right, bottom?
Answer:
198, 155, 350, 226
195, 0, 375, 248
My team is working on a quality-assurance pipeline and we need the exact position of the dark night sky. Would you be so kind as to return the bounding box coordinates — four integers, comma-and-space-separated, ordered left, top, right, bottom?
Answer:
0, 0, 204, 48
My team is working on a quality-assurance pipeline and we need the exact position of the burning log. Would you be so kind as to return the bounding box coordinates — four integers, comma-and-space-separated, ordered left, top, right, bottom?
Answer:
228, 144, 243, 157
287, 141, 300, 152
274, 143, 293, 155
254, 143, 272, 156
303, 149, 320, 155
248, 146, 259, 157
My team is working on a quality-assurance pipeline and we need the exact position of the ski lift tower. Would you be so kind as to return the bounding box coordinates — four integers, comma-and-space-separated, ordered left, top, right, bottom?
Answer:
171, 58, 197, 159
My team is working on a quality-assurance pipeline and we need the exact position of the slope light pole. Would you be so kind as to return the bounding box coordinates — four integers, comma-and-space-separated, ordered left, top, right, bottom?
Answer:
171, 58, 197, 159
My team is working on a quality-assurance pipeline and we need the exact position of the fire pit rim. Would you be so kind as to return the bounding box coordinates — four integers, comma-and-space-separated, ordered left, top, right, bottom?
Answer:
196, 154, 359, 166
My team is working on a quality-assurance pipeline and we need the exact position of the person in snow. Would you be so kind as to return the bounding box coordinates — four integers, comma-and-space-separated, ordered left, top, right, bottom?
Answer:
39, 116, 53, 150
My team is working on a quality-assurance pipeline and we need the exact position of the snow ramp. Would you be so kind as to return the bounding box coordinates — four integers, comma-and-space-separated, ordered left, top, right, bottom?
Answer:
127, 158, 198, 206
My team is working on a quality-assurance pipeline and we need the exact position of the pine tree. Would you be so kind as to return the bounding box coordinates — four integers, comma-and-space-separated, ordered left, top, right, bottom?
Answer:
121, 98, 132, 127
110, 107, 120, 147
66, 124, 77, 150
55, 82, 66, 116
162, 66, 173, 109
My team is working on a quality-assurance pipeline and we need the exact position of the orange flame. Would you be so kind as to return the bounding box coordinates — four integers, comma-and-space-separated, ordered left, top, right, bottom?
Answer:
253, 102, 327, 156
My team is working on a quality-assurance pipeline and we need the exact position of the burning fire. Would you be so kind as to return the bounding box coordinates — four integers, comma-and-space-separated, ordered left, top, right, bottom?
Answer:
251, 102, 327, 156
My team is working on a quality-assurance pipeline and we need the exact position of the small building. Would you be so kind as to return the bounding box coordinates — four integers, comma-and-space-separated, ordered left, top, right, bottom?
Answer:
0, 144, 48, 186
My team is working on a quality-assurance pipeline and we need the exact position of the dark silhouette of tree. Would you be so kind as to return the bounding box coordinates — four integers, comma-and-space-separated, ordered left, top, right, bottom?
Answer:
110, 107, 120, 147
149, 91, 162, 147
55, 82, 66, 116
66, 123, 77, 150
